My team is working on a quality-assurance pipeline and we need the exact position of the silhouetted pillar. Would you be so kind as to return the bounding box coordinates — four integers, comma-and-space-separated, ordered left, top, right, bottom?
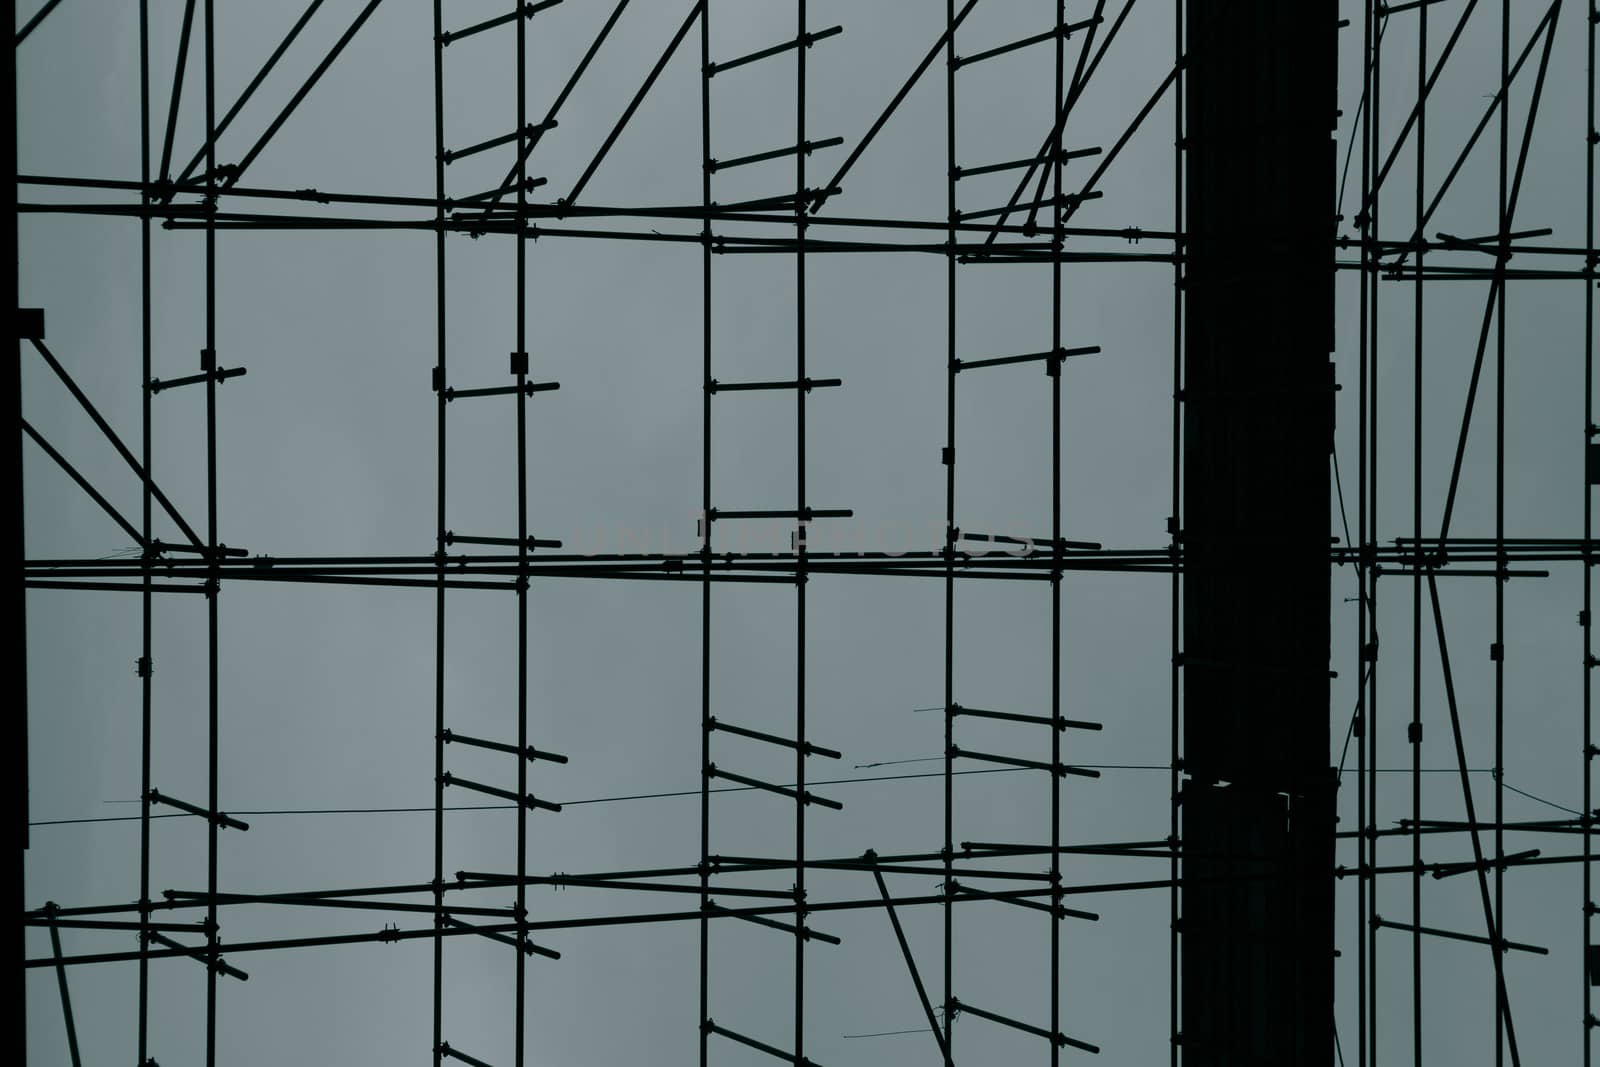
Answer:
1181, 2, 1337, 1064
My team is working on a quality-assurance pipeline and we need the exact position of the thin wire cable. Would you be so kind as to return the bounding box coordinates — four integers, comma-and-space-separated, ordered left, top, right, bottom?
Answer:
36, 763, 1509, 828
1499, 780, 1584, 817
1336, 665, 1376, 783
1333, 447, 1355, 555
31, 765, 1032, 826
1336, 19, 1387, 222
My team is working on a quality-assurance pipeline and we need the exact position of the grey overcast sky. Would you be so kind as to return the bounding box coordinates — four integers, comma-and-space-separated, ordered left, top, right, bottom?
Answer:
19, 1, 1596, 1064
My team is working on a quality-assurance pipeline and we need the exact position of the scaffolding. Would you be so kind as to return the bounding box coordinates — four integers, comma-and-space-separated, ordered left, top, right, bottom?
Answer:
15, 1, 1598, 1065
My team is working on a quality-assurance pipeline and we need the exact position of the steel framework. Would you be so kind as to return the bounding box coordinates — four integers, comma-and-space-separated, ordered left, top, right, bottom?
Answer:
14, 1, 1598, 1065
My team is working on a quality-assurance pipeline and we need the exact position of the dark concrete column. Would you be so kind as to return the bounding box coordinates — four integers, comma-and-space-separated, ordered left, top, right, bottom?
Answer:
1181, 3, 1338, 1064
